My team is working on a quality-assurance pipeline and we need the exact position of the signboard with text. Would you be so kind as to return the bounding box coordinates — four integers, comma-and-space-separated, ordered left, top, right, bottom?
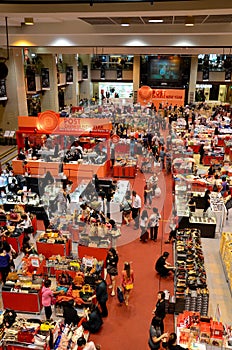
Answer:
137, 85, 185, 108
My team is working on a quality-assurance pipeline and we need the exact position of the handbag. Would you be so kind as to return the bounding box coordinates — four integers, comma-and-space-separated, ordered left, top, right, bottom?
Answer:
17, 328, 35, 343
125, 283, 134, 290
79, 284, 94, 302
40, 321, 54, 332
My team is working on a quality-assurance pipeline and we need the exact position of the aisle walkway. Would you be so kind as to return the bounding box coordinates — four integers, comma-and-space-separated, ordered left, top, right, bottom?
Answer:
202, 219, 232, 325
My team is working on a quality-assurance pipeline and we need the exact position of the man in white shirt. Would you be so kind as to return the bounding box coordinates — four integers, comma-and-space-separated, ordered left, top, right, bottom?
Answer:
132, 190, 141, 230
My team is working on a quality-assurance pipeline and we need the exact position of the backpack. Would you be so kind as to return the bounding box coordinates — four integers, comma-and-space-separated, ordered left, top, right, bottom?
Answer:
117, 286, 124, 303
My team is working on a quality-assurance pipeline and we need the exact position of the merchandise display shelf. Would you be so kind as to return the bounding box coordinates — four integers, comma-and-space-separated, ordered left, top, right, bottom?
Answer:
174, 228, 209, 315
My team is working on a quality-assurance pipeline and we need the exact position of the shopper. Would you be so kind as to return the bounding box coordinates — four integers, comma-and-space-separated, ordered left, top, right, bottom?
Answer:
199, 144, 205, 164
82, 304, 103, 334
121, 262, 134, 306
152, 291, 166, 334
148, 207, 161, 241
148, 316, 168, 350
144, 181, 153, 208
62, 300, 80, 326
105, 247, 118, 297
132, 190, 141, 230
76, 336, 99, 350
165, 210, 178, 244
203, 189, 211, 212
122, 191, 132, 226
21, 235, 38, 255
0, 246, 10, 284
155, 252, 176, 278
164, 332, 187, 350
41, 279, 53, 321
139, 209, 149, 242
95, 275, 108, 317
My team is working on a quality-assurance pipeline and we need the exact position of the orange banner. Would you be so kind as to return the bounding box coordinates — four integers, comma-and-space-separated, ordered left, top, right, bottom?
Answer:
138, 86, 185, 108
18, 111, 112, 134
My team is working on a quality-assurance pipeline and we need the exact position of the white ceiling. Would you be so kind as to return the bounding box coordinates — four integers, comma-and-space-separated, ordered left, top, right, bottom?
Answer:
0, 0, 232, 54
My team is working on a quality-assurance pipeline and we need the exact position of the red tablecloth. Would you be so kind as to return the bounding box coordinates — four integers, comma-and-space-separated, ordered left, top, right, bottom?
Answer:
36, 240, 71, 258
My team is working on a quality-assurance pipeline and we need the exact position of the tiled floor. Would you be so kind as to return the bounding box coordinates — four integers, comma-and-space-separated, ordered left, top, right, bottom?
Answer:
202, 215, 232, 325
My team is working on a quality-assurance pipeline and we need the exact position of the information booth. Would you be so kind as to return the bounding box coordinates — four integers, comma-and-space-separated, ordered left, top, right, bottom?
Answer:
14, 111, 112, 179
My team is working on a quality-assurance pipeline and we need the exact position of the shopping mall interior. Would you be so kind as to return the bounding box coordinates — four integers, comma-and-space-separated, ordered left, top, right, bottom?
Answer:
0, 1, 232, 350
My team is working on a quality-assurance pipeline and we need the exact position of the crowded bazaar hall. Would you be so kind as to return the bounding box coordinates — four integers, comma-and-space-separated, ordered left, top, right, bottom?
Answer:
1, 0, 232, 348
0, 100, 232, 349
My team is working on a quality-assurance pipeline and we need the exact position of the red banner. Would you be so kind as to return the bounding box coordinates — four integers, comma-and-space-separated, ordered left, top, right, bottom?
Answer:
138, 86, 185, 108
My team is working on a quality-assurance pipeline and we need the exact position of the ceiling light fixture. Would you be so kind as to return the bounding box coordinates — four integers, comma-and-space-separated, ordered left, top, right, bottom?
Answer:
24, 18, 34, 26
185, 16, 194, 27
121, 19, 130, 27
148, 19, 163, 23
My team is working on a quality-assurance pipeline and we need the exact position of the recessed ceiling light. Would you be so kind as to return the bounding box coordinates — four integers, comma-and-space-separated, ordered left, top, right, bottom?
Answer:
24, 18, 34, 25
185, 16, 195, 27
121, 18, 130, 27
148, 19, 163, 23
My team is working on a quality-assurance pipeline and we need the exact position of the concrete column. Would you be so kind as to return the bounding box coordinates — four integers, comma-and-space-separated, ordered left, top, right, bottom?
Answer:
0, 47, 27, 131
188, 56, 198, 104
79, 54, 92, 100
133, 55, 140, 103
40, 54, 59, 112
62, 54, 78, 107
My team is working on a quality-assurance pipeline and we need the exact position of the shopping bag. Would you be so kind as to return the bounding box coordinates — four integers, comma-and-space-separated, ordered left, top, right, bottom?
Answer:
117, 286, 124, 303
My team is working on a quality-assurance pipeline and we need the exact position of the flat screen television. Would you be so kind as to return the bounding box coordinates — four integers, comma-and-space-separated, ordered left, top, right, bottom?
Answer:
148, 56, 181, 82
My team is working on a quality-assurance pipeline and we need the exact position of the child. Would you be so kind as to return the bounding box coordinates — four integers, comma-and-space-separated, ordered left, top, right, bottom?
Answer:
42, 279, 53, 321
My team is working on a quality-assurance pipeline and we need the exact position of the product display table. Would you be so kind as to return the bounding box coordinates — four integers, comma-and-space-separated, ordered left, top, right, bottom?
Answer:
36, 239, 71, 258
78, 245, 108, 262
6, 234, 24, 253
189, 216, 216, 238
2, 289, 42, 313
202, 154, 224, 166
63, 160, 110, 179
113, 159, 137, 178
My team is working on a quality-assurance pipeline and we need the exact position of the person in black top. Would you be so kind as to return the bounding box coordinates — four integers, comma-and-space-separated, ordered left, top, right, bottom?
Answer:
8, 178, 19, 194
199, 144, 205, 165
164, 332, 187, 350
155, 252, 176, 277
105, 247, 118, 296
82, 304, 103, 334
203, 189, 211, 212
188, 193, 196, 213
95, 275, 108, 317
62, 300, 80, 326
152, 291, 166, 334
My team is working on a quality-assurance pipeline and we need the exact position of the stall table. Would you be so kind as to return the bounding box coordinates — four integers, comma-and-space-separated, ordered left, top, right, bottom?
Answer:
78, 245, 108, 262
37, 239, 71, 258
2, 289, 42, 313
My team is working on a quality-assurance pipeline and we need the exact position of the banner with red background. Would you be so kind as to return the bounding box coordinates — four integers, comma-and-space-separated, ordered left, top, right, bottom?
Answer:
137, 85, 185, 109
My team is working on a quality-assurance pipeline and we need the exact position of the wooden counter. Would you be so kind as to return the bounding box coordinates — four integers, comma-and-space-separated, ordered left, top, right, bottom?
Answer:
63, 160, 110, 179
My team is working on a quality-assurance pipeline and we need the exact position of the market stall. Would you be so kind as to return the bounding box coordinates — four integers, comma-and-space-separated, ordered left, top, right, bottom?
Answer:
36, 230, 71, 259
2, 258, 45, 313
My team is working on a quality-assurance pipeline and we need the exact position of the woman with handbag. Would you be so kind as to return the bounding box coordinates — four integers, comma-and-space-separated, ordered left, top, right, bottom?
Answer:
105, 248, 118, 297
121, 262, 134, 306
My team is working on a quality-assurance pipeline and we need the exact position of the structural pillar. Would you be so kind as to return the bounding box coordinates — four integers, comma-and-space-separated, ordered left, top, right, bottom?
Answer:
188, 56, 198, 104
62, 54, 78, 107
0, 48, 27, 131
133, 55, 140, 103
79, 54, 92, 101
40, 54, 59, 112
